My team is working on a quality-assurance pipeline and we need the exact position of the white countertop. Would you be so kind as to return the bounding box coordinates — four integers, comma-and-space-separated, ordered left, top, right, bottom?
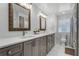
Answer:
0, 32, 55, 49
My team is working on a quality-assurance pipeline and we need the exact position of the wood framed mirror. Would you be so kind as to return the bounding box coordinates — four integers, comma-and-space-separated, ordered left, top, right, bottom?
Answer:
9, 3, 31, 31
39, 16, 46, 31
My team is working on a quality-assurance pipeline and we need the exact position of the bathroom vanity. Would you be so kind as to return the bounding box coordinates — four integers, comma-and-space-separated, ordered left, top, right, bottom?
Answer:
1, 3, 55, 56
0, 33, 55, 56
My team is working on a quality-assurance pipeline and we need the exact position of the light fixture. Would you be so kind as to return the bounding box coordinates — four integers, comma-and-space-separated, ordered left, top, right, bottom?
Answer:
40, 12, 47, 18
62, 12, 65, 14
19, 3, 32, 9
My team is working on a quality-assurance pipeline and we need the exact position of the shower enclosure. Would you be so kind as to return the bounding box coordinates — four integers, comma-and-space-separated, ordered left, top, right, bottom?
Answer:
56, 3, 77, 56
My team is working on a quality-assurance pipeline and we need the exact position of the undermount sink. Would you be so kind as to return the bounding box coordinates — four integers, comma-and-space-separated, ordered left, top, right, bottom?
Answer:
21, 35, 35, 39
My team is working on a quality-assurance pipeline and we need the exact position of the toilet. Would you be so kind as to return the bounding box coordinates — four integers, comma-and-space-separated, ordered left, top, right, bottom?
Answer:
60, 37, 66, 45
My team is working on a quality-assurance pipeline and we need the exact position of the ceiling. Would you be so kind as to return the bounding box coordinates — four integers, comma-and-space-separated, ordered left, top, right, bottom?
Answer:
32, 3, 76, 16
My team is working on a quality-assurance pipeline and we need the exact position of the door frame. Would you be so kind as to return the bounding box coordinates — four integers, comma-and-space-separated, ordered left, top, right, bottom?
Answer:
76, 3, 78, 56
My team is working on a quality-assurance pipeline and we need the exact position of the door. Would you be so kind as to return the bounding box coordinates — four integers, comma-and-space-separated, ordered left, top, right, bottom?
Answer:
24, 40, 32, 56
39, 37, 46, 56
46, 35, 52, 53
32, 39, 39, 56
43, 36, 47, 56
77, 3, 79, 56
51, 34, 55, 48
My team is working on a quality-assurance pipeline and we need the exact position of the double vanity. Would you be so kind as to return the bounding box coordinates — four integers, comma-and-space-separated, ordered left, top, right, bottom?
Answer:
0, 3, 55, 56
0, 33, 55, 56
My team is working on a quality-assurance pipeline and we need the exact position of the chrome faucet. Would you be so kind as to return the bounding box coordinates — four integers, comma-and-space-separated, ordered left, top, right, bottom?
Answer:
23, 31, 25, 36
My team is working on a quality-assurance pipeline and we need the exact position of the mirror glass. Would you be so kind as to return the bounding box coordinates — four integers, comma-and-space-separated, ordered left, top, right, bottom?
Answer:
9, 3, 30, 31
40, 16, 46, 31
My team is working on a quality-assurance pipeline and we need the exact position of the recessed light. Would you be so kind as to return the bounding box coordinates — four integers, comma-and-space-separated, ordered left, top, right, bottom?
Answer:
62, 12, 65, 14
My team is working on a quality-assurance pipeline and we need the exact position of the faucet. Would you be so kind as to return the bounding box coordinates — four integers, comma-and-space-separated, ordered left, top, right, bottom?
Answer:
23, 31, 25, 36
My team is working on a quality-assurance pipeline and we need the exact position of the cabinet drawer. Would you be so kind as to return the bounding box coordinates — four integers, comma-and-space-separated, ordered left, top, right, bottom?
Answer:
24, 40, 32, 45
7, 43, 23, 55
0, 51, 7, 56
0, 48, 8, 56
65, 48, 75, 55
12, 51, 23, 56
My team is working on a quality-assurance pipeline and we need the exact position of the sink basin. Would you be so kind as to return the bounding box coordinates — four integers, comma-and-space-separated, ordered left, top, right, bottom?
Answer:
20, 35, 35, 39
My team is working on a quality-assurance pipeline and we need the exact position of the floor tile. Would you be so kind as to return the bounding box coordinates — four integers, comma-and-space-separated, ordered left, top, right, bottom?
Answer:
47, 44, 72, 56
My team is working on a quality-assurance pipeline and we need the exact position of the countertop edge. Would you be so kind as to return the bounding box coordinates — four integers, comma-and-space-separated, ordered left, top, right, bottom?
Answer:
0, 32, 55, 49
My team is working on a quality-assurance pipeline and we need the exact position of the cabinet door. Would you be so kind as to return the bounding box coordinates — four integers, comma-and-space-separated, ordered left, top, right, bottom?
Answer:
39, 37, 46, 56
40, 37, 44, 56
42, 36, 46, 56
50, 35, 53, 49
51, 34, 55, 48
0, 51, 7, 56
7, 43, 23, 56
49, 35, 51, 49
47, 35, 50, 53
53, 34, 55, 46
38, 37, 43, 56
32, 39, 39, 56
46, 35, 53, 53
0, 46, 9, 56
24, 40, 32, 56
0, 43, 23, 56
51, 35, 53, 47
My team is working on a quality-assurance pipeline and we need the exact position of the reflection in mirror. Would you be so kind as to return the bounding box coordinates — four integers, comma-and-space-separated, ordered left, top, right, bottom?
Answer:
9, 3, 31, 31
19, 16, 24, 28
39, 16, 46, 31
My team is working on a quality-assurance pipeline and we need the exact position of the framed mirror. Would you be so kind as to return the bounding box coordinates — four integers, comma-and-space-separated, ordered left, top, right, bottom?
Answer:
9, 3, 31, 31
39, 16, 46, 31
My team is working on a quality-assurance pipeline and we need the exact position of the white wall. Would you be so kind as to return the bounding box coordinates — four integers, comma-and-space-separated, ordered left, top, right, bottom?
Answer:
47, 14, 57, 32
32, 4, 57, 33
55, 13, 76, 45
0, 3, 57, 39
0, 3, 22, 39
31, 4, 41, 31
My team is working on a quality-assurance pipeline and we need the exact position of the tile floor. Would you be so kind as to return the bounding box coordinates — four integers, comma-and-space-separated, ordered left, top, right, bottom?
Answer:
47, 44, 72, 56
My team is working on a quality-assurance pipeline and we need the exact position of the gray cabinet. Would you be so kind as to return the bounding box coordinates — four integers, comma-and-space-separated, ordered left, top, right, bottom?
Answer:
51, 34, 55, 47
46, 35, 51, 53
0, 52, 7, 56
0, 48, 8, 56
24, 40, 32, 56
39, 37, 42, 56
42, 36, 46, 56
0, 43, 23, 56
32, 39, 40, 56
39, 36, 46, 56
46, 34, 55, 54
7, 43, 23, 56
0, 33, 55, 56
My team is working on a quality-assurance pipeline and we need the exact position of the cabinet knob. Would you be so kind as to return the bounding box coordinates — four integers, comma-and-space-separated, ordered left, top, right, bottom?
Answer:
8, 50, 12, 54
